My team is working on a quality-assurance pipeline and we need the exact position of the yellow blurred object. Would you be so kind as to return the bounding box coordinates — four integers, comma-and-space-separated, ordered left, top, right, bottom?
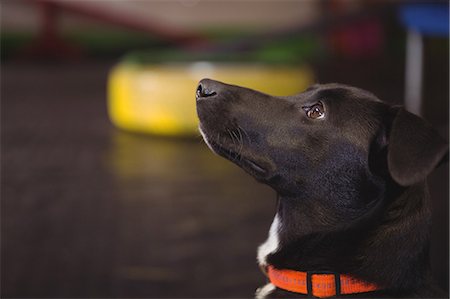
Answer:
107, 62, 314, 137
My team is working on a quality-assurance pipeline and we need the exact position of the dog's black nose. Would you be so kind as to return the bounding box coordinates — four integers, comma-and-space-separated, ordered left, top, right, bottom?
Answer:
196, 79, 218, 100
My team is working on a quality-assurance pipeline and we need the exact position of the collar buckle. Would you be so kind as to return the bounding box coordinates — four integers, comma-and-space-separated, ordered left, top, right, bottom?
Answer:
306, 270, 341, 297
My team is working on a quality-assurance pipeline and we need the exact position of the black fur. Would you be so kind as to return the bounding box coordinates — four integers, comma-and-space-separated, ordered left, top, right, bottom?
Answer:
196, 80, 448, 298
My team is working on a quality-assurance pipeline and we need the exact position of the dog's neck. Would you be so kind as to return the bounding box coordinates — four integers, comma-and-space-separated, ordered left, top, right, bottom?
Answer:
259, 182, 432, 293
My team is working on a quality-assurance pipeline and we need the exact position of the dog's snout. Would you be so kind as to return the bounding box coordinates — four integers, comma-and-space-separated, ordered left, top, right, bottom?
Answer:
196, 79, 218, 100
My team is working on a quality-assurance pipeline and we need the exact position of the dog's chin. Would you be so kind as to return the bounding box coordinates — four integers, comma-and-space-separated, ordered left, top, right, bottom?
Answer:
199, 126, 269, 178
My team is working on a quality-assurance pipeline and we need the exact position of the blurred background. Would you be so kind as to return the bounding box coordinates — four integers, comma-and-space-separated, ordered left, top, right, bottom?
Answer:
1, 0, 448, 297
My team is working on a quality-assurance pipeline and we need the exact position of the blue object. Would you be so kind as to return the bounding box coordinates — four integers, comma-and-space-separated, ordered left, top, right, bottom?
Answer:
399, 3, 449, 37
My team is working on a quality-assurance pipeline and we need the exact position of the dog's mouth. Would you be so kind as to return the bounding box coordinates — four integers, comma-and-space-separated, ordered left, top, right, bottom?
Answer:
200, 127, 269, 177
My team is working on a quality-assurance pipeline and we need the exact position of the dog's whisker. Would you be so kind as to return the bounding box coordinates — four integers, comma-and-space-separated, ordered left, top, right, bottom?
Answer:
236, 126, 250, 161
232, 128, 244, 161
234, 127, 244, 161
227, 129, 236, 148
237, 127, 244, 144
238, 125, 251, 144
227, 129, 240, 161
232, 129, 242, 160
230, 129, 238, 143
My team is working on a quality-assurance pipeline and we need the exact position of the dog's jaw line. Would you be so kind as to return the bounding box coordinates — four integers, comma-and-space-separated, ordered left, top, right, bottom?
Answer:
199, 126, 216, 153
257, 214, 281, 268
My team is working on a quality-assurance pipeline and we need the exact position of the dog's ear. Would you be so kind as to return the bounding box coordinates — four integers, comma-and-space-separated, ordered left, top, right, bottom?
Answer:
386, 107, 448, 186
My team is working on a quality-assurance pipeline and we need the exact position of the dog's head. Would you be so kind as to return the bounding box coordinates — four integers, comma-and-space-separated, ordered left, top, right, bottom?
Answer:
196, 79, 448, 226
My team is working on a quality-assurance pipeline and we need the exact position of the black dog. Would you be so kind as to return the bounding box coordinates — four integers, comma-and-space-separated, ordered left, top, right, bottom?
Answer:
195, 79, 448, 298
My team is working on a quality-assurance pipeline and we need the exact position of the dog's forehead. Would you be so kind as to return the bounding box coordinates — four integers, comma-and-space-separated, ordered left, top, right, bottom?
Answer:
301, 83, 381, 104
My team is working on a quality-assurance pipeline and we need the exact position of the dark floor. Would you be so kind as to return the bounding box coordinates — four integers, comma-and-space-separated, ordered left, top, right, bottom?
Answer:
1, 62, 278, 298
1, 52, 448, 297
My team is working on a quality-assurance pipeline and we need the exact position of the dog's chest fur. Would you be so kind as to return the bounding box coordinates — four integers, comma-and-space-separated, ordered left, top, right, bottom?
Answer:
257, 214, 281, 267
255, 214, 281, 298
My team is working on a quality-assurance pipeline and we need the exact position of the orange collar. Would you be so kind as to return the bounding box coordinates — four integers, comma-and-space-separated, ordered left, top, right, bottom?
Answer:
267, 265, 379, 298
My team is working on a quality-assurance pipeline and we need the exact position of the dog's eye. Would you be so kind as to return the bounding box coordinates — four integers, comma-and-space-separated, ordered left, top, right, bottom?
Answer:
303, 102, 325, 119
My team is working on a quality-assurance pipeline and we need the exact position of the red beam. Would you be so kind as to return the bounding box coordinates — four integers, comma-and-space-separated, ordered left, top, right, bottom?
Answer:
30, 0, 209, 48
